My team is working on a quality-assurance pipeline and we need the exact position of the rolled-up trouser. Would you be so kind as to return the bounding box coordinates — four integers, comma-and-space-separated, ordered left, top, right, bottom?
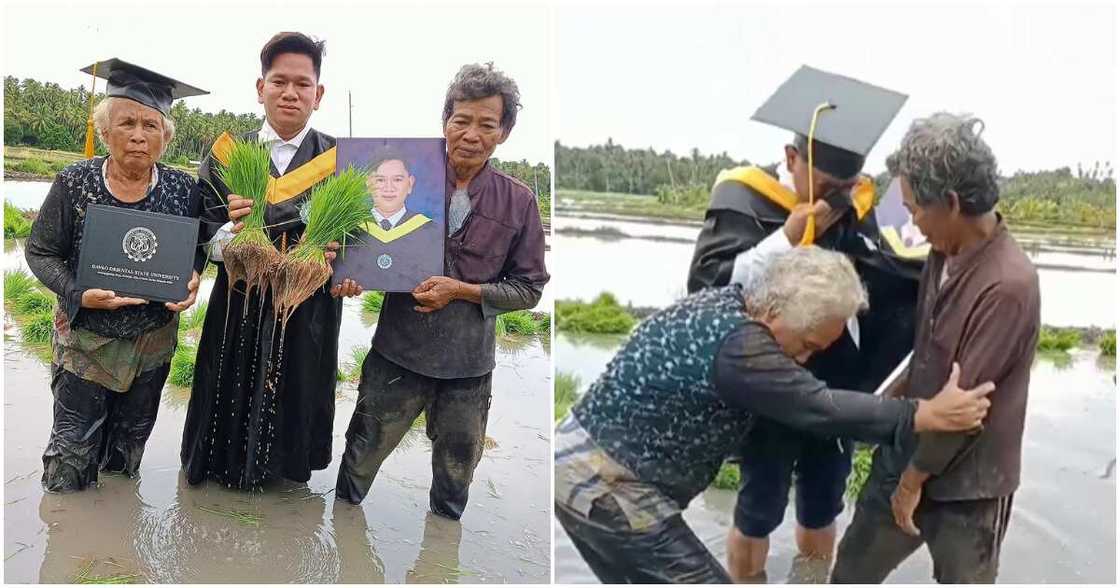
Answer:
555, 495, 732, 584
41, 362, 169, 493
335, 349, 492, 519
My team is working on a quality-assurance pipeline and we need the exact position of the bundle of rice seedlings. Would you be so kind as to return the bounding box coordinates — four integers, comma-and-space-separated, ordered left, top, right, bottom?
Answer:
271, 166, 373, 326
215, 140, 276, 300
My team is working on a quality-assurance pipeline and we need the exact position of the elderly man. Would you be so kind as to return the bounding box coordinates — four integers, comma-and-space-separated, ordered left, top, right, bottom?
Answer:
555, 246, 993, 584
26, 59, 204, 492
687, 66, 922, 582
335, 63, 550, 518
831, 113, 1040, 584
181, 32, 352, 490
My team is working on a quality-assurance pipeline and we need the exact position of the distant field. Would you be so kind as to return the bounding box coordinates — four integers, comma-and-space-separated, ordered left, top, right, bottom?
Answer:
4, 146, 199, 179
556, 189, 1116, 246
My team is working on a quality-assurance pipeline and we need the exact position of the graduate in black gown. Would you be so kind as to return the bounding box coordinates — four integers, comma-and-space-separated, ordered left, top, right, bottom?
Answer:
180, 32, 352, 490
685, 66, 927, 581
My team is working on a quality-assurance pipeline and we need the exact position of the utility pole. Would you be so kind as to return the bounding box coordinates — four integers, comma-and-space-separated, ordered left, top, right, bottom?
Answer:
348, 90, 353, 137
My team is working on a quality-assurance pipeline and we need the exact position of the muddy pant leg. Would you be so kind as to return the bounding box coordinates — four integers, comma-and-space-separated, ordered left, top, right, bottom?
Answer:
554, 502, 636, 584
336, 349, 429, 504
427, 372, 492, 520
922, 495, 1014, 583
41, 366, 110, 492
831, 461, 924, 584
557, 496, 731, 583
101, 363, 169, 476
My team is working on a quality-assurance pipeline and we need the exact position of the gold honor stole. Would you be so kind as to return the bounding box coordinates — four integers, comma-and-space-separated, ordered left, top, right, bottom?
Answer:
713, 166, 875, 223
363, 214, 433, 243
210, 131, 337, 204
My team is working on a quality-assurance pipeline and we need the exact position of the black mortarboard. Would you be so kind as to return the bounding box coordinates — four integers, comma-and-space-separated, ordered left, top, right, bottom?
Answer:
80, 58, 207, 116
752, 65, 907, 179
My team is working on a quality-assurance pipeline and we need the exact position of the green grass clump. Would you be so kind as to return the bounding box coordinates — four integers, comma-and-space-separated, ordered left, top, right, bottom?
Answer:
14, 158, 51, 176
5, 269, 39, 301
197, 505, 263, 526
168, 341, 197, 387
72, 560, 141, 584
711, 461, 741, 490
21, 310, 55, 345
341, 346, 369, 383
1037, 327, 1081, 353
362, 290, 385, 313
1100, 330, 1116, 357
845, 444, 874, 502
554, 371, 581, 422
4, 200, 33, 238
557, 292, 637, 334
15, 290, 54, 315
177, 301, 208, 334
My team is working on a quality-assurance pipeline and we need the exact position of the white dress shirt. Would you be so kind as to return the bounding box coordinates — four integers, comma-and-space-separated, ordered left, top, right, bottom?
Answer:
726, 165, 860, 348
373, 207, 408, 228
207, 121, 311, 261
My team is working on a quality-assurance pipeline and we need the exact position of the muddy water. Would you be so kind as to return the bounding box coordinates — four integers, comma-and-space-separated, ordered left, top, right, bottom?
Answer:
553, 216, 1116, 328
3, 239, 553, 582
554, 332, 1116, 583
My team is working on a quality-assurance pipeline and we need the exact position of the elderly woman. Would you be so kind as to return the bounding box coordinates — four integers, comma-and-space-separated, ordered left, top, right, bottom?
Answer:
554, 246, 995, 584
25, 60, 205, 493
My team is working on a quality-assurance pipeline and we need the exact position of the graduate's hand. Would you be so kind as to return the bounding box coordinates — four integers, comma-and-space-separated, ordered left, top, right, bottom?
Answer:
913, 363, 994, 432
165, 271, 200, 312
81, 289, 148, 310
331, 278, 363, 298
782, 200, 846, 245
891, 478, 923, 537
228, 194, 252, 234
412, 276, 462, 313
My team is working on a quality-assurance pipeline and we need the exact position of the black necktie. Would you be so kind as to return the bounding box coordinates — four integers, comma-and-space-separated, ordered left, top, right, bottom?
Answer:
380, 219, 392, 231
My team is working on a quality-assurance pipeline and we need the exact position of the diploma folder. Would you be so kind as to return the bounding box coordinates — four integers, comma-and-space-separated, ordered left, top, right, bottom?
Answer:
76, 204, 199, 303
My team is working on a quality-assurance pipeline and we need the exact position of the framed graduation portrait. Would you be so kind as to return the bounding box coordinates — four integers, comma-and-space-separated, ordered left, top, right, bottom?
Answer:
330, 138, 447, 292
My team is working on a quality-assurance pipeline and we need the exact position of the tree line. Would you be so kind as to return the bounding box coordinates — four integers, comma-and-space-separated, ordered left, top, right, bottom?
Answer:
558, 140, 1115, 228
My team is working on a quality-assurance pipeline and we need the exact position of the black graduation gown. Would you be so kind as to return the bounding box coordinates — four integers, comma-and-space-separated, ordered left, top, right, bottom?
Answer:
687, 165, 922, 395
180, 128, 342, 489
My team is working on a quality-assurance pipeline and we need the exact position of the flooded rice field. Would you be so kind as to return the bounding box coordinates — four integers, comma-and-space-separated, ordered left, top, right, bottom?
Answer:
553, 332, 1117, 583
3, 231, 552, 583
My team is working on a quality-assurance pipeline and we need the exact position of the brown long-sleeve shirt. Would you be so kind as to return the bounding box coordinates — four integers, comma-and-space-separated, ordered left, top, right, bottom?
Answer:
882, 217, 1040, 501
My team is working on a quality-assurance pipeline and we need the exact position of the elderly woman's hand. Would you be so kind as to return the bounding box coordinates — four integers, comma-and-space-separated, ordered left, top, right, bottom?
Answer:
228, 194, 252, 234
165, 271, 201, 313
81, 289, 148, 310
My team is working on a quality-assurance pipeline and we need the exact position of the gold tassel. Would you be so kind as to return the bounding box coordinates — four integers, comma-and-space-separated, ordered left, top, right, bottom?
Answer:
83, 62, 99, 159
800, 101, 835, 246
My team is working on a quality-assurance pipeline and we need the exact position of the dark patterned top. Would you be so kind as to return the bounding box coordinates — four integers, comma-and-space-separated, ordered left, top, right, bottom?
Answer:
566, 284, 919, 514
25, 157, 202, 339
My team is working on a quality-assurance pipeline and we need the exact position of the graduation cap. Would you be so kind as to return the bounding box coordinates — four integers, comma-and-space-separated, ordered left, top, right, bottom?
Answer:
80, 58, 207, 117
752, 65, 907, 180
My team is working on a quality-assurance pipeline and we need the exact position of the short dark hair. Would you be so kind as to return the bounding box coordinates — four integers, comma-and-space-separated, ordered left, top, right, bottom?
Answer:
260, 32, 326, 79
371, 147, 412, 175
442, 62, 522, 132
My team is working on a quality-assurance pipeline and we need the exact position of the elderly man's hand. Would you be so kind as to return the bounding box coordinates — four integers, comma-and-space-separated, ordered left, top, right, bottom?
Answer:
165, 271, 200, 312
331, 278, 363, 298
891, 479, 923, 537
81, 289, 148, 310
412, 276, 463, 313
228, 194, 252, 234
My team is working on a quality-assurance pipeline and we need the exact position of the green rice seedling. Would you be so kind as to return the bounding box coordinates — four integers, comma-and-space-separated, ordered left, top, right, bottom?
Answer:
169, 341, 198, 387
197, 505, 263, 527
271, 166, 373, 326
215, 140, 276, 299
4, 270, 38, 302
177, 301, 209, 334
554, 371, 581, 422
21, 310, 55, 345
361, 290, 384, 313
4, 200, 33, 239
15, 290, 54, 315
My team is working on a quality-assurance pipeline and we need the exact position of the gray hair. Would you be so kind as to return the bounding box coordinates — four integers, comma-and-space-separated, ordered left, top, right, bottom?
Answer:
744, 246, 869, 335
92, 97, 176, 159
886, 112, 999, 215
442, 62, 522, 133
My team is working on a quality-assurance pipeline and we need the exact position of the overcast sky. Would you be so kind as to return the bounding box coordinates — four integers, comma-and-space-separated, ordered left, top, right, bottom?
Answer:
2, 0, 551, 165
554, 2, 1116, 174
